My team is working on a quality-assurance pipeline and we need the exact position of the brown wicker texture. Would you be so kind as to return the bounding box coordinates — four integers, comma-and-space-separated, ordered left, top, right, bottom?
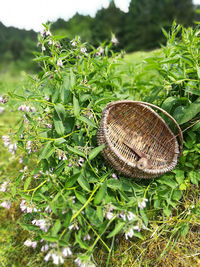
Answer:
97, 100, 183, 179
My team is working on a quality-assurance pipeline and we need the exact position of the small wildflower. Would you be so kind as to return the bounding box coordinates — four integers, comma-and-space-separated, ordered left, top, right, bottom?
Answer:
0, 95, 7, 104
62, 247, 72, 257
0, 182, 8, 192
19, 157, 23, 164
106, 211, 114, 220
42, 46, 46, 52
125, 228, 134, 239
57, 59, 63, 67
2, 135, 10, 146
52, 252, 64, 265
127, 211, 136, 221
8, 143, 17, 155
41, 244, 49, 252
70, 39, 77, 47
111, 173, 118, 180
83, 234, 91, 241
80, 47, 87, 53
75, 257, 95, 267
78, 157, 85, 166
1, 200, 11, 209
137, 198, 148, 209
32, 219, 49, 232
111, 35, 119, 46
45, 96, 50, 101
46, 30, 51, 36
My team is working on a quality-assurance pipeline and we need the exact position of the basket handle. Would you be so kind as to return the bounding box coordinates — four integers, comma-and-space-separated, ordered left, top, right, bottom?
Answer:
107, 100, 183, 155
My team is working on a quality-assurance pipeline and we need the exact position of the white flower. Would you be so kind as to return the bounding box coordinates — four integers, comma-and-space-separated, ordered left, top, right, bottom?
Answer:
75, 257, 96, 267
41, 244, 49, 252
62, 247, 72, 257
45, 96, 50, 101
70, 40, 77, 47
19, 157, 23, 164
137, 198, 148, 209
44, 252, 51, 262
80, 47, 87, 53
83, 234, 91, 241
8, 143, 17, 154
78, 157, 85, 166
125, 228, 134, 240
32, 219, 49, 232
45, 205, 52, 214
111, 35, 119, 45
1, 201, 11, 209
127, 211, 136, 221
119, 212, 126, 221
24, 239, 37, 248
111, 173, 118, 180
42, 46, 46, 52
0, 182, 8, 192
24, 239, 33, 247
52, 253, 64, 265
46, 30, 51, 36
57, 59, 63, 67
2, 135, 10, 146
106, 211, 114, 220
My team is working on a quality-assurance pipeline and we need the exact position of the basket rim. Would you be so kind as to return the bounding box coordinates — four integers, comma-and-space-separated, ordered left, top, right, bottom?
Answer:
101, 100, 181, 175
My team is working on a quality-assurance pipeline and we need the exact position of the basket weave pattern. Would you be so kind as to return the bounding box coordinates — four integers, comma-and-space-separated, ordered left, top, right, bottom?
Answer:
97, 101, 183, 179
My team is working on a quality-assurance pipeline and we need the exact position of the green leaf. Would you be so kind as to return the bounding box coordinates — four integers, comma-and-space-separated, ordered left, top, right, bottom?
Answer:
65, 172, 81, 188
63, 211, 72, 229
172, 190, 183, 201
78, 116, 97, 128
94, 181, 107, 205
75, 191, 87, 204
96, 206, 104, 222
55, 103, 65, 121
67, 145, 85, 157
88, 144, 105, 161
54, 118, 65, 136
162, 97, 178, 113
157, 175, 177, 189
107, 179, 122, 190
180, 224, 189, 237
78, 174, 90, 192
173, 170, 185, 184
40, 235, 59, 242
73, 95, 80, 117
17, 121, 24, 137
107, 222, 125, 238
21, 223, 39, 231
54, 138, 66, 147
85, 206, 101, 227
24, 177, 32, 191
179, 98, 200, 125
51, 220, 61, 236
38, 141, 55, 161
188, 171, 200, 186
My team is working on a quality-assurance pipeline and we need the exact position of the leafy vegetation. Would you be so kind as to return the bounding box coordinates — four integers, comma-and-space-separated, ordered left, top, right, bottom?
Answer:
0, 0, 197, 72
0, 22, 200, 266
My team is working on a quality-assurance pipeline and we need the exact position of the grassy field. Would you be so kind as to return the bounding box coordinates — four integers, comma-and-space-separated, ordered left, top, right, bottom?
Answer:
0, 51, 199, 267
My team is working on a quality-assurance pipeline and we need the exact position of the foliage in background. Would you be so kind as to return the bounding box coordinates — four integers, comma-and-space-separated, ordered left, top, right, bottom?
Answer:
0, 22, 200, 266
0, 0, 197, 72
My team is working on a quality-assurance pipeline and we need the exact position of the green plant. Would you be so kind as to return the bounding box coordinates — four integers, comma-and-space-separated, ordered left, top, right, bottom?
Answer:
0, 23, 200, 266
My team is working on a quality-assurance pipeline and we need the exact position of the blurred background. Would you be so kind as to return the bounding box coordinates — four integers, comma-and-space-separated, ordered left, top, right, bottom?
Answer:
0, 0, 200, 74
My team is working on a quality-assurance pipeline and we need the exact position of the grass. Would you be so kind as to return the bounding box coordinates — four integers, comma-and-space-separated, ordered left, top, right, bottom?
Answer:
0, 51, 200, 267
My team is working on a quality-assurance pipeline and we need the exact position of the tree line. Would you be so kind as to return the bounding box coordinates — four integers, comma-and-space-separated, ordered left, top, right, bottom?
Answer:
0, 0, 198, 70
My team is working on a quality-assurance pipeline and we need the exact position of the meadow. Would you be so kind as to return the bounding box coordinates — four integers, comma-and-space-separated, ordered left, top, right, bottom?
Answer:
0, 23, 200, 267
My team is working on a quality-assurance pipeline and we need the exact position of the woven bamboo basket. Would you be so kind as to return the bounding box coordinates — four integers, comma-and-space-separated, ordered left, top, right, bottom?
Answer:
97, 100, 183, 179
